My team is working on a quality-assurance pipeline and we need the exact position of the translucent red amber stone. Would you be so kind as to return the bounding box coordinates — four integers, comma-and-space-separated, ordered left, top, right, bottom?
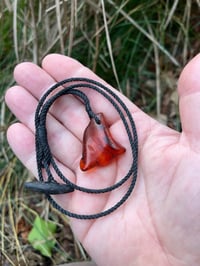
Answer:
80, 113, 126, 171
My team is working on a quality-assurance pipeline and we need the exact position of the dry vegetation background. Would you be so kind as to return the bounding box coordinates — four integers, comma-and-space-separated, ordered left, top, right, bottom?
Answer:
0, 0, 200, 265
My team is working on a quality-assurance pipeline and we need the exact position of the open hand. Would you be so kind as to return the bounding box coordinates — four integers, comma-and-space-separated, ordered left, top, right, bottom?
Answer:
6, 54, 200, 266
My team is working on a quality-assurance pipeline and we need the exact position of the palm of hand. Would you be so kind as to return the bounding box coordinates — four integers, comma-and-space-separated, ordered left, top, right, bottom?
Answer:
6, 54, 200, 266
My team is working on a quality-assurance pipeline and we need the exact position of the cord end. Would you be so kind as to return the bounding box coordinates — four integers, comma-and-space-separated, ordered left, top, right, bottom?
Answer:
24, 181, 74, 195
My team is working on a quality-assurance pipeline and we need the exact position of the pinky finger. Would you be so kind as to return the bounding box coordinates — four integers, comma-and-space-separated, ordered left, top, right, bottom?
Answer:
7, 123, 75, 181
7, 123, 76, 211
7, 123, 37, 175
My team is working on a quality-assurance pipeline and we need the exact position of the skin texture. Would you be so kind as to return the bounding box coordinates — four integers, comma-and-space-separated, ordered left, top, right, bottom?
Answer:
5, 53, 200, 266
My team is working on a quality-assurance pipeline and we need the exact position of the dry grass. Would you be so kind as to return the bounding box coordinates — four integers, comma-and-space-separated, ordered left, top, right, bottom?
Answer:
0, 0, 200, 265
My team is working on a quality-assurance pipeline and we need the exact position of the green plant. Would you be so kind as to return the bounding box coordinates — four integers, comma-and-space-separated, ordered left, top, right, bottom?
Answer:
1, 0, 199, 264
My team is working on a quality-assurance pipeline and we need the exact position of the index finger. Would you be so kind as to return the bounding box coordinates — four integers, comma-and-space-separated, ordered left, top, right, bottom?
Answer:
42, 53, 139, 125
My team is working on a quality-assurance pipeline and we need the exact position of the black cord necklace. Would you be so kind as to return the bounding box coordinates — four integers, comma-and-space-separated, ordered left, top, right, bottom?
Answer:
25, 78, 138, 219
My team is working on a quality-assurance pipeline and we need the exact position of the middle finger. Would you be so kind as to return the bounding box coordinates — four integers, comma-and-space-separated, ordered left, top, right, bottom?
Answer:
5, 85, 82, 171
14, 62, 90, 140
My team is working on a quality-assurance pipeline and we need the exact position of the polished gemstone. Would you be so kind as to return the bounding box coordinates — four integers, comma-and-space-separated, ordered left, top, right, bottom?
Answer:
80, 113, 126, 171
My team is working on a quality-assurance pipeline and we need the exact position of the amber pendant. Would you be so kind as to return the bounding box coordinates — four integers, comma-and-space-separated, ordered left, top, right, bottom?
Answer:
80, 113, 126, 171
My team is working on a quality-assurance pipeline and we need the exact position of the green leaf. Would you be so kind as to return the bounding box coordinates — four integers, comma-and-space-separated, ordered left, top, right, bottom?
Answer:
28, 216, 57, 257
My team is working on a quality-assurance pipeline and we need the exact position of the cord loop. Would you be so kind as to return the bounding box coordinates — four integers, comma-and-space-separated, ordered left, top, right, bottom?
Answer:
30, 78, 138, 219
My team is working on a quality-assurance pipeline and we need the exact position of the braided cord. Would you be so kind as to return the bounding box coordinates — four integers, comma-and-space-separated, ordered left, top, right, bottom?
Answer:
34, 78, 138, 219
